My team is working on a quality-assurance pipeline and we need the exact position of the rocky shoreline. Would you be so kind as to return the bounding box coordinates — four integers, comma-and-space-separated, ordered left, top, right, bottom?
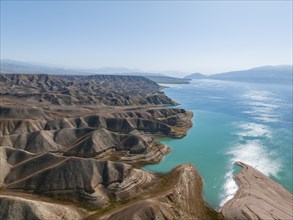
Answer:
0, 73, 292, 220
222, 162, 293, 220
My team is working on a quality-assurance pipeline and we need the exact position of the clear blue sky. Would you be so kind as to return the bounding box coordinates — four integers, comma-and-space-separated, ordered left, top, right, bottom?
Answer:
1, 1, 292, 75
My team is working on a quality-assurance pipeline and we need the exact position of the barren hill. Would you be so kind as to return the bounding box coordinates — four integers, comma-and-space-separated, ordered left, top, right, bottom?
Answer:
1, 73, 221, 220
0, 73, 177, 106
1, 73, 289, 219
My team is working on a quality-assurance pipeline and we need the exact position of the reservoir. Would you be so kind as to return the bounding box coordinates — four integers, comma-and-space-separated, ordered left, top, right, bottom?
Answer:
144, 79, 293, 209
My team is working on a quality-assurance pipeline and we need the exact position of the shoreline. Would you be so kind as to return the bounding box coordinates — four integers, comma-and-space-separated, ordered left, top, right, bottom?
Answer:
222, 161, 293, 219
1, 73, 208, 219
1, 73, 292, 220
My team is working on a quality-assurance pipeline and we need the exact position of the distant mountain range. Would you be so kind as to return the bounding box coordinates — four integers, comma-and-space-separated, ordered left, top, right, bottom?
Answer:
1, 60, 291, 85
185, 65, 293, 84
0, 59, 157, 75
0, 59, 190, 84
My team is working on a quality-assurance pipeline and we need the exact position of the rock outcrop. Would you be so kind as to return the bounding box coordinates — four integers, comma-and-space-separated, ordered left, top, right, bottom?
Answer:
222, 162, 293, 220
0, 194, 85, 220
0, 108, 192, 137
0, 107, 192, 166
98, 164, 222, 220
1, 146, 156, 209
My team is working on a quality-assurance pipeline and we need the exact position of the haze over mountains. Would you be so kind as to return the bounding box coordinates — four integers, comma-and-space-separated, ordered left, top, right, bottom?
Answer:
0, 59, 156, 75
0, 59, 191, 84
185, 65, 293, 84
1, 59, 292, 84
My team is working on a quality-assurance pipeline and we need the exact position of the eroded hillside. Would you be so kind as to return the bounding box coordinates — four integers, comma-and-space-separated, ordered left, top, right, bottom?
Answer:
0, 74, 177, 106
0, 74, 223, 220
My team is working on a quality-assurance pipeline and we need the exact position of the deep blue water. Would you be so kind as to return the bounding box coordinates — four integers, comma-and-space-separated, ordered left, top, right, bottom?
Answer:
144, 79, 293, 209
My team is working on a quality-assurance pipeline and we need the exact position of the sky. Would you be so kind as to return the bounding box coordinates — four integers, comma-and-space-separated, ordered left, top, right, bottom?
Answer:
1, 1, 292, 75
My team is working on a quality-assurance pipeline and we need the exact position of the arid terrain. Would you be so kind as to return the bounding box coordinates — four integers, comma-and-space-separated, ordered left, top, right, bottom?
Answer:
0, 73, 292, 220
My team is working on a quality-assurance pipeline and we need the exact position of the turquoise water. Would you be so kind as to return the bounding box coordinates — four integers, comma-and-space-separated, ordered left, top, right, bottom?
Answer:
144, 79, 293, 210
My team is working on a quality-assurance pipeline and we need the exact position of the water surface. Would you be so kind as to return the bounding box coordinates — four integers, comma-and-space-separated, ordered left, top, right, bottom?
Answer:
144, 79, 293, 209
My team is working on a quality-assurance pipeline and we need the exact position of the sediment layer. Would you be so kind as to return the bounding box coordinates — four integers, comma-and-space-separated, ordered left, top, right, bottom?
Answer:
98, 164, 222, 220
222, 162, 293, 220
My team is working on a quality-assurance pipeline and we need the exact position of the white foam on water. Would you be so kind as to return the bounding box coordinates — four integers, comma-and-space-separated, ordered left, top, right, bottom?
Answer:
242, 90, 279, 102
220, 140, 282, 206
242, 112, 281, 123
220, 120, 282, 207
252, 116, 280, 123
219, 169, 238, 207
228, 140, 281, 176
240, 90, 282, 123
243, 101, 279, 109
220, 89, 285, 206
237, 122, 272, 138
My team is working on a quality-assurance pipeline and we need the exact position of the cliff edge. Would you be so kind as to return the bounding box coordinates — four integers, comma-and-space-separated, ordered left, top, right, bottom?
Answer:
222, 162, 293, 220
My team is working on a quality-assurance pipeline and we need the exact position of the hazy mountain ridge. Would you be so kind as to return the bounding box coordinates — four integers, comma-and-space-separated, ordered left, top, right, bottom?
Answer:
1, 59, 153, 75
0, 59, 190, 84
185, 65, 293, 84
184, 73, 207, 79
